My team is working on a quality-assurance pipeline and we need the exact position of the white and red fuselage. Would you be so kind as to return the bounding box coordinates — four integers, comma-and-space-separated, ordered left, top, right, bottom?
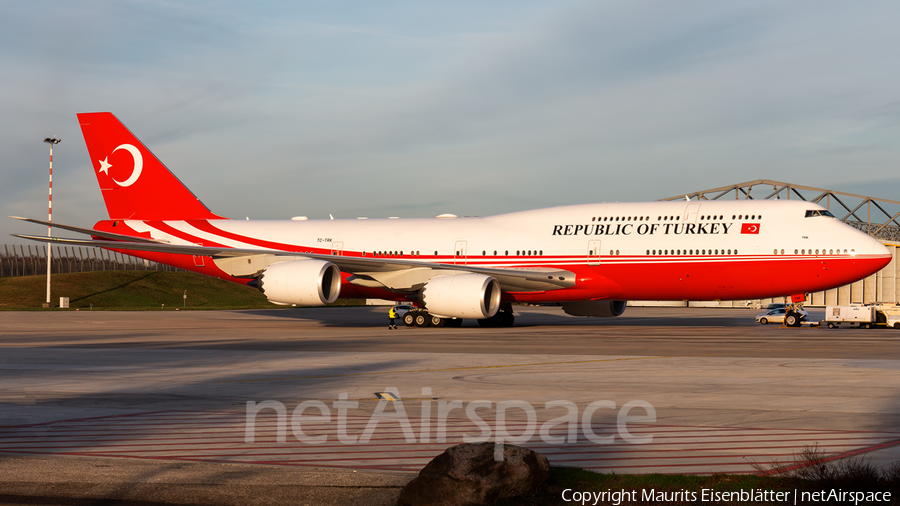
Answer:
92, 199, 890, 304
17, 112, 892, 317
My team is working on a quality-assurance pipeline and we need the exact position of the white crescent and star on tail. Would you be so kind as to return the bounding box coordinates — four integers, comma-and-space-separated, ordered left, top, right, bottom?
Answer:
97, 143, 143, 187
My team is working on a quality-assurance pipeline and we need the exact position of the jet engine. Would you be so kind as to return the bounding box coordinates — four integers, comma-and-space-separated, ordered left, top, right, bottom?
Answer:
561, 300, 627, 317
258, 260, 341, 306
421, 273, 501, 319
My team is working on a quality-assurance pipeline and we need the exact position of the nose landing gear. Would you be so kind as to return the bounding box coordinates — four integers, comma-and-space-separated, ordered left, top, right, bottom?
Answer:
783, 301, 806, 328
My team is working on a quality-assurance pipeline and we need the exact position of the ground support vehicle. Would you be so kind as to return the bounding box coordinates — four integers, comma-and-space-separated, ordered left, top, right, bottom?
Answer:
822, 304, 900, 329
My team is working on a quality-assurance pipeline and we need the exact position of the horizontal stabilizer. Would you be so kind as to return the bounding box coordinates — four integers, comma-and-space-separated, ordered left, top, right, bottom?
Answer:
8, 216, 166, 244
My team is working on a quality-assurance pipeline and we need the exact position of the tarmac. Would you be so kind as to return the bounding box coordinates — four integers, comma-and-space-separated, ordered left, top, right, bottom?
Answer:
1, 306, 899, 505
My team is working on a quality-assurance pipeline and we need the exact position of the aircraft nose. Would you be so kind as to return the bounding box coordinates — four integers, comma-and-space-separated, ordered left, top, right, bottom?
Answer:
872, 237, 891, 257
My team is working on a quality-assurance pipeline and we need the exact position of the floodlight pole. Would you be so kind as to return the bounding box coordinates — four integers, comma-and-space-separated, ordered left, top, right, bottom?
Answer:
43, 136, 60, 308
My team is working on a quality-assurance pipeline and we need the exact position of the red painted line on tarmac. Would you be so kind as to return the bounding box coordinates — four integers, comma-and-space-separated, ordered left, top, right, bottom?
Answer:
579, 459, 805, 470
0, 450, 429, 472
0, 438, 856, 454
13, 448, 795, 466
0, 419, 479, 433
1, 431, 892, 452
548, 452, 802, 463
0, 412, 182, 429
67, 449, 447, 459
8, 426, 881, 446
0, 415, 844, 432
7, 411, 897, 438
0, 424, 517, 441
0, 447, 801, 475
755, 437, 900, 476
532, 443, 872, 457
0, 412, 400, 430
16, 443, 469, 454
0, 420, 535, 435
4, 409, 898, 477
54, 447, 814, 463
1, 434, 889, 454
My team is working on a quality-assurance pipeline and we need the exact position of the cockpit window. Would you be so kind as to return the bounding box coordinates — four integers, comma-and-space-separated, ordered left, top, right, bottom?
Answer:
805, 210, 835, 218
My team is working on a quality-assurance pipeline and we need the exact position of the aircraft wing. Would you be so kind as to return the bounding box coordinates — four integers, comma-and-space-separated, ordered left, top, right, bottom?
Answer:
9, 216, 168, 244
13, 225, 575, 292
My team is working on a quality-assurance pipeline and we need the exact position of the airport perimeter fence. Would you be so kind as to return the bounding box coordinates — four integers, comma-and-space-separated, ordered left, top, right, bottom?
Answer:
0, 244, 186, 277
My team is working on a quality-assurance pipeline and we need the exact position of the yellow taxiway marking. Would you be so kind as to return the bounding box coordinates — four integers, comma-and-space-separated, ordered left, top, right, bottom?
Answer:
223, 355, 683, 383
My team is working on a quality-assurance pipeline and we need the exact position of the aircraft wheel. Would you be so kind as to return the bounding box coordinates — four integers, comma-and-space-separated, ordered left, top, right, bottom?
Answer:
759, 318, 768, 325
785, 313, 800, 327
449, 318, 463, 327
403, 313, 415, 327
430, 315, 446, 328
500, 311, 515, 327
414, 313, 430, 327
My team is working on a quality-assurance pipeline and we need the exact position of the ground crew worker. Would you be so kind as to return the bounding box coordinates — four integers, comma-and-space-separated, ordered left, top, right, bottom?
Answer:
388, 306, 397, 330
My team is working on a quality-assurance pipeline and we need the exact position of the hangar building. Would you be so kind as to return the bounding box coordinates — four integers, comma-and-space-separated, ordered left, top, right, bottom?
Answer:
636, 180, 900, 308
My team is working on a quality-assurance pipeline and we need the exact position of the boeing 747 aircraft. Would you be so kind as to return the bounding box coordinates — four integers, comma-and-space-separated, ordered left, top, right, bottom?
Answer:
13, 112, 892, 327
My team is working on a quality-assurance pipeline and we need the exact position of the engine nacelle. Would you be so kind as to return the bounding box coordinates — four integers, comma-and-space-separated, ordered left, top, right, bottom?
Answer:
421, 273, 501, 319
258, 260, 341, 306
561, 300, 627, 317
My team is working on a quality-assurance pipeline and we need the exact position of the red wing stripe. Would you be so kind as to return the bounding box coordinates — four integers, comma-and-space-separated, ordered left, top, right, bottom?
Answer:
191, 220, 307, 252
145, 221, 231, 248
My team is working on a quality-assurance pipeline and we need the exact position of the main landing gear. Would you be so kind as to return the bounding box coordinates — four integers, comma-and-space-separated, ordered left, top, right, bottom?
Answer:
402, 305, 516, 328
403, 309, 463, 328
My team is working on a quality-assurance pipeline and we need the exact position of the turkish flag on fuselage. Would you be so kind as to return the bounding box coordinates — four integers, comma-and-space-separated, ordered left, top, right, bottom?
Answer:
741, 223, 761, 234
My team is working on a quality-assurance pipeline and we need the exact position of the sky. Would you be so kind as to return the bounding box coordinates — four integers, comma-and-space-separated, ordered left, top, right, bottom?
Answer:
3, 0, 900, 243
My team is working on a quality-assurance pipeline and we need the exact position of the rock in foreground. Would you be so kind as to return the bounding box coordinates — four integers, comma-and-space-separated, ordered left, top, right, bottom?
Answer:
397, 442, 549, 506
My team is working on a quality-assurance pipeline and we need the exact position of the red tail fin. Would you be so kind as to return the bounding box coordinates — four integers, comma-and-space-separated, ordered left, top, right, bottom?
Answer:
77, 112, 222, 220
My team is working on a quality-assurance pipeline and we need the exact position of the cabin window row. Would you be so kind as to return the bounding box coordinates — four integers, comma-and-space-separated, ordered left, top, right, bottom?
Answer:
362, 247, 852, 258
591, 215, 684, 222
645, 249, 738, 255
593, 216, 651, 222
480, 250, 544, 256
774, 249, 854, 255
369, 250, 550, 257
591, 214, 764, 223
369, 251, 421, 257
